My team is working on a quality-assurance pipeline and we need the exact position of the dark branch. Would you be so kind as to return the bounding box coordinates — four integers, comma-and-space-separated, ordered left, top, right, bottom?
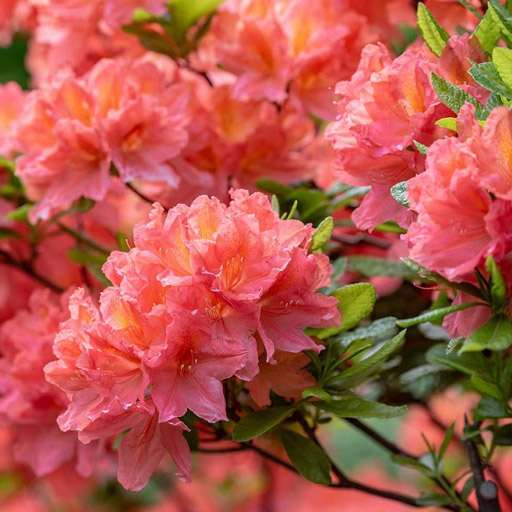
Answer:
0, 248, 64, 292
464, 417, 502, 512
345, 417, 473, 511
126, 182, 168, 210
425, 406, 512, 505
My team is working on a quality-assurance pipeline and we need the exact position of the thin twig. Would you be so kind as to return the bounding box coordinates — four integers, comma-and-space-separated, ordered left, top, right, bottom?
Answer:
294, 415, 447, 510
345, 418, 415, 458
344, 417, 474, 511
57, 222, 110, 255
0, 248, 64, 292
196, 446, 249, 454
125, 182, 166, 209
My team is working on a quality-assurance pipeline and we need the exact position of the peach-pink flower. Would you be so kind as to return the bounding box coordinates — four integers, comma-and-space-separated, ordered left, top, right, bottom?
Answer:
406, 119, 512, 281
88, 57, 189, 185
326, 42, 453, 231
15, 70, 110, 222
0, 82, 25, 157
0, 289, 100, 477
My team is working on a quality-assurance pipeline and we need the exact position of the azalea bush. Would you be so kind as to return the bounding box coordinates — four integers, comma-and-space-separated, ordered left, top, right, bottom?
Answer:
2, 1, 512, 511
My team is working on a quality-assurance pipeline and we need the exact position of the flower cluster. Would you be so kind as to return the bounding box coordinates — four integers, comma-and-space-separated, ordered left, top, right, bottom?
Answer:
3, 0, 512, 508
326, 35, 486, 231
44, 190, 340, 490
14, 55, 189, 222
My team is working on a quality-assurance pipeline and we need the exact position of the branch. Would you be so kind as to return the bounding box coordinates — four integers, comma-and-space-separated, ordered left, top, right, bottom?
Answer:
0, 248, 64, 292
57, 222, 110, 255
464, 417, 502, 512
125, 182, 168, 210
196, 446, 249, 454
345, 418, 414, 457
294, 415, 453, 510
425, 406, 512, 505
345, 417, 474, 512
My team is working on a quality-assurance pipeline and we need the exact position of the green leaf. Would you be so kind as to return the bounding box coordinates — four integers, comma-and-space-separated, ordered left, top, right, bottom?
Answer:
494, 423, 512, 445
313, 283, 376, 339
319, 257, 348, 295
435, 117, 457, 131
487, 92, 504, 110
132, 8, 161, 23
501, 356, 512, 397
68, 248, 108, 266
332, 317, 398, 349
486, 255, 507, 311
439, 423, 455, 461
413, 140, 428, 155
257, 179, 293, 198
417, 3, 449, 57
493, 47, 512, 93
426, 344, 492, 376
280, 429, 332, 485
474, 396, 509, 420
349, 256, 418, 280
232, 407, 294, 442
416, 494, 453, 506
314, 396, 407, 419
390, 181, 409, 208
0, 37, 30, 89
4, 204, 32, 223
302, 387, 332, 402
402, 259, 484, 299
473, 8, 501, 53
397, 302, 484, 328
469, 62, 512, 98
459, 0, 483, 19
310, 216, 334, 252
0, 155, 15, 173
333, 330, 406, 382
334, 283, 376, 331
460, 315, 512, 353
284, 199, 298, 220
168, 0, 224, 36
431, 73, 489, 120
461, 476, 475, 501
115, 232, 130, 252
391, 454, 432, 472
488, 0, 512, 46
470, 375, 503, 401
271, 194, 280, 214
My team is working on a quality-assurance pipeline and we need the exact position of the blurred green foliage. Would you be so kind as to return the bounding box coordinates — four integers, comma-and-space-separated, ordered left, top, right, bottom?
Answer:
0, 36, 30, 89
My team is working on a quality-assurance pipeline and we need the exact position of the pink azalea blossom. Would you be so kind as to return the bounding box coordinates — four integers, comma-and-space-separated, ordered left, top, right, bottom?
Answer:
325, 38, 484, 231
14, 56, 190, 221
45, 190, 338, 491
27, 0, 162, 84
201, 0, 381, 119
88, 57, 189, 185
0, 82, 25, 157
146, 311, 247, 423
111, 189, 340, 363
247, 351, 315, 407
406, 107, 512, 281
78, 404, 191, 491
0, 289, 100, 477
15, 70, 110, 222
